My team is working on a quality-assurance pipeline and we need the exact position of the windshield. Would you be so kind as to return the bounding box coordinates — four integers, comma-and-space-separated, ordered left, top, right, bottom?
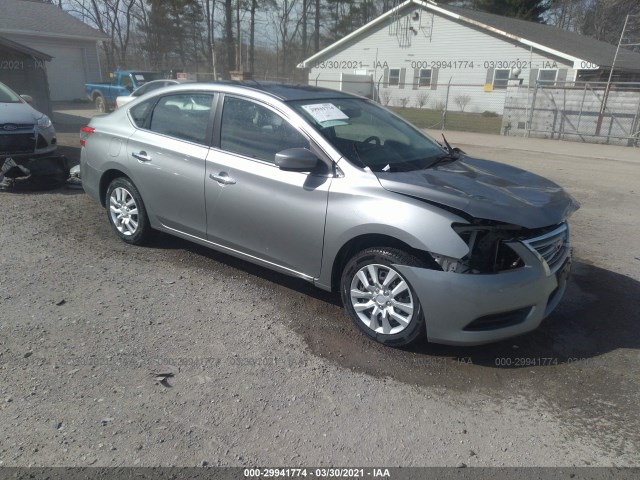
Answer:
289, 98, 446, 171
0, 82, 22, 103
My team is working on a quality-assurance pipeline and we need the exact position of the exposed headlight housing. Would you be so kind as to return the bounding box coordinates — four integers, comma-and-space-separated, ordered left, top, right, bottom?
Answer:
436, 223, 525, 274
37, 115, 52, 128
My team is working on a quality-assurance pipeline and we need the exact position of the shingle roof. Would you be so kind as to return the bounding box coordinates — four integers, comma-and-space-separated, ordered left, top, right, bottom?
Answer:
444, 4, 640, 71
0, 35, 52, 60
0, 0, 108, 41
300, 0, 640, 72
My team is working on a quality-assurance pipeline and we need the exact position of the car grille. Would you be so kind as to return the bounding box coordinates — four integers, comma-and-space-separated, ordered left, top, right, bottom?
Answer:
0, 131, 36, 155
522, 223, 569, 274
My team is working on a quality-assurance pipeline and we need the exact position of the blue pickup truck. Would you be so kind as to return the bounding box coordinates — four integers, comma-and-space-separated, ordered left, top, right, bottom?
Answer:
85, 70, 163, 112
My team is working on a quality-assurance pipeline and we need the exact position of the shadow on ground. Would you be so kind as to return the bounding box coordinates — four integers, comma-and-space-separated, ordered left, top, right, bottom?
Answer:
147, 229, 640, 375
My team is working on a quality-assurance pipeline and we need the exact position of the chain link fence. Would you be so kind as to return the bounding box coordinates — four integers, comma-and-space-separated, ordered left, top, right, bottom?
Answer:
503, 81, 640, 146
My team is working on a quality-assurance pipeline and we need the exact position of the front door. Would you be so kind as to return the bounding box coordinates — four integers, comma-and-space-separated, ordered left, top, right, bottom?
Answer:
205, 95, 331, 278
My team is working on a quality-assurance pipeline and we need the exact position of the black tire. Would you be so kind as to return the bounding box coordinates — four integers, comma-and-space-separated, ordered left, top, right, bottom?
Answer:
95, 95, 106, 113
105, 177, 150, 245
340, 247, 427, 347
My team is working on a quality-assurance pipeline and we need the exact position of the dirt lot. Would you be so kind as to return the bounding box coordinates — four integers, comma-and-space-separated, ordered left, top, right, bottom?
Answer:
0, 105, 639, 467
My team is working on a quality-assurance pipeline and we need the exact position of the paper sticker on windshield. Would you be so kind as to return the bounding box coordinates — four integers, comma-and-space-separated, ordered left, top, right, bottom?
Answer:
301, 103, 349, 123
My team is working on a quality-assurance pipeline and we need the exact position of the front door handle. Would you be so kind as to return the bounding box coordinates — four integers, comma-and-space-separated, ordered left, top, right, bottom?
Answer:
209, 172, 236, 185
132, 151, 152, 162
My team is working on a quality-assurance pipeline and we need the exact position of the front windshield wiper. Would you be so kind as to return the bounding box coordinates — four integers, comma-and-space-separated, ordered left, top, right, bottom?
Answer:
427, 134, 464, 168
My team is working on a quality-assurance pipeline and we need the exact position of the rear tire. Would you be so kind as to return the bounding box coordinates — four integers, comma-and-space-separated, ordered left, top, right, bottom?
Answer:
105, 177, 150, 245
340, 247, 427, 347
95, 95, 106, 113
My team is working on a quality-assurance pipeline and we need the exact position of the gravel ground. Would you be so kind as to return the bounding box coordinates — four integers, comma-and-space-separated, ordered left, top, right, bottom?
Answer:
0, 107, 639, 467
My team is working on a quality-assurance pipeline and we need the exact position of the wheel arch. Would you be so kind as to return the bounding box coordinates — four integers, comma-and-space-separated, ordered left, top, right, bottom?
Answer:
99, 169, 130, 207
329, 233, 439, 292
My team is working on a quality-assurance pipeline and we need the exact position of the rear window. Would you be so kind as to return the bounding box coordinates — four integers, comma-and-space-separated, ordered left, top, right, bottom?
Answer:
132, 72, 163, 86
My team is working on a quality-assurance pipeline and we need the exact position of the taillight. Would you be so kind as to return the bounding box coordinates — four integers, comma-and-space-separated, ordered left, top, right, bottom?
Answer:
80, 126, 95, 147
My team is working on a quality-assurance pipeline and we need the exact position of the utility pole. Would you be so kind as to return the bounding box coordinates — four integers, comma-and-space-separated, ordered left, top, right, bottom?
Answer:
596, 14, 640, 135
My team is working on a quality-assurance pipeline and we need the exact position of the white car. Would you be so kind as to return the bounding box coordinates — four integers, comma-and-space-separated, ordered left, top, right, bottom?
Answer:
0, 81, 56, 158
115, 79, 190, 109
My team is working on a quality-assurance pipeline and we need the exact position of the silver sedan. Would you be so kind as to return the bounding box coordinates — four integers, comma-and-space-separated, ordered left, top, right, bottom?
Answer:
80, 82, 578, 346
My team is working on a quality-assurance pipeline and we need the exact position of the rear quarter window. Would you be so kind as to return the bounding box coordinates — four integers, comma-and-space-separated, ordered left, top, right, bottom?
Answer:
129, 99, 154, 128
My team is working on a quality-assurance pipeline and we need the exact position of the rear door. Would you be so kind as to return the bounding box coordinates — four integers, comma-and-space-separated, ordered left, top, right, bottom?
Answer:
204, 94, 331, 278
126, 92, 216, 238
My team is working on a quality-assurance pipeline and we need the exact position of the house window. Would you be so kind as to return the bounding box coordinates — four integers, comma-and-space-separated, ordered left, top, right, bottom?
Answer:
389, 69, 400, 86
538, 69, 558, 85
419, 69, 431, 87
493, 69, 510, 89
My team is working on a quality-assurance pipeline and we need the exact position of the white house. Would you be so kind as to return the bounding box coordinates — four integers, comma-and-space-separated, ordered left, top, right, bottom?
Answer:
0, 0, 107, 101
298, 0, 640, 114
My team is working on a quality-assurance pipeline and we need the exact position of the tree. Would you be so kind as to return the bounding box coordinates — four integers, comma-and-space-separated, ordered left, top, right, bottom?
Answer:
546, 0, 587, 31
581, 0, 640, 45
139, 0, 204, 71
454, 94, 472, 111
415, 92, 430, 108
472, 0, 551, 23
64, 0, 144, 71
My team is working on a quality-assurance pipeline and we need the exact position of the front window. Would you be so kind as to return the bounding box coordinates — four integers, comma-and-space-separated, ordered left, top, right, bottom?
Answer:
389, 69, 400, 86
493, 69, 510, 89
290, 98, 445, 172
220, 96, 309, 163
0, 82, 22, 103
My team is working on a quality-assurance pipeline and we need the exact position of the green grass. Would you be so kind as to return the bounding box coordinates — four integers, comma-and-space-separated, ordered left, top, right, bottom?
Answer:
389, 107, 503, 135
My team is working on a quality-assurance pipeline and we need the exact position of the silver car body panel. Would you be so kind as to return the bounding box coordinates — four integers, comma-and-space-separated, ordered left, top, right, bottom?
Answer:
315, 158, 470, 290
127, 128, 210, 238
81, 82, 578, 345
205, 147, 331, 277
396, 243, 570, 345
376, 157, 580, 230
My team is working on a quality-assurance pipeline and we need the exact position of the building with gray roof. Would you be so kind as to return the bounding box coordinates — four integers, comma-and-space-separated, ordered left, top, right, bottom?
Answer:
0, 0, 108, 101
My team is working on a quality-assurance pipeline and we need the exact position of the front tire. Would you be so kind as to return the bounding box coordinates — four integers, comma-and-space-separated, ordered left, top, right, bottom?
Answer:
340, 247, 427, 347
105, 177, 150, 245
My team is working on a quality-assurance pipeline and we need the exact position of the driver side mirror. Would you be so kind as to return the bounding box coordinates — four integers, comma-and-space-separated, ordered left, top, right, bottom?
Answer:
20, 94, 33, 103
275, 148, 320, 171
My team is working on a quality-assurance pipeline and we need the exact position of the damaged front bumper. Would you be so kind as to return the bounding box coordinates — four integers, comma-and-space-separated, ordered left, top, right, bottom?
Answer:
395, 242, 571, 346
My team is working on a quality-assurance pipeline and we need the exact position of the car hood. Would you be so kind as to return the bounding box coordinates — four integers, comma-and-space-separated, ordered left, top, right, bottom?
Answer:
374, 156, 580, 229
0, 102, 40, 125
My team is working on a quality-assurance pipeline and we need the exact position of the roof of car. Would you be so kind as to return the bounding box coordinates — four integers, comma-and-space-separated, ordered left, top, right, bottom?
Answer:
202, 81, 357, 102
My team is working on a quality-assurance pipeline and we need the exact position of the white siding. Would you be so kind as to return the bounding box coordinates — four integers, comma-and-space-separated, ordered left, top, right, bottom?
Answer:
307, 8, 574, 114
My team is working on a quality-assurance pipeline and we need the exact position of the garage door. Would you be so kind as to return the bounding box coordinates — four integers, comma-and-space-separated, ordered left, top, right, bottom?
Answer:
43, 45, 88, 101
24, 44, 88, 101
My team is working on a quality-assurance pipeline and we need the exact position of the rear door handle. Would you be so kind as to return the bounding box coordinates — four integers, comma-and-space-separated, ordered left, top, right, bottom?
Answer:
132, 151, 151, 162
209, 172, 236, 185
